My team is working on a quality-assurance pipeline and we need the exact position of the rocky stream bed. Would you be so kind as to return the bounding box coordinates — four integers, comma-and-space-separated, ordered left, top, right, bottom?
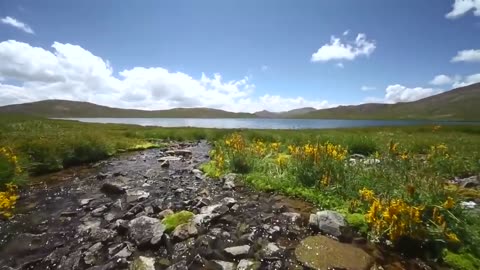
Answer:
0, 141, 449, 270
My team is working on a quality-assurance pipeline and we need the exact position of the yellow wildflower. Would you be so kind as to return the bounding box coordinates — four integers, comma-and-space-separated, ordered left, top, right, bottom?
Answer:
442, 196, 455, 209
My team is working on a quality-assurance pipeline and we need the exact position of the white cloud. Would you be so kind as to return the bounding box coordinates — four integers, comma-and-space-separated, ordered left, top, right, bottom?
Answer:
446, 0, 480, 19
451, 49, 480, 62
343, 30, 349, 36
1, 16, 34, 34
452, 73, 480, 88
0, 40, 331, 113
361, 85, 376, 91
429, 74, 454, 85
311, 33, 376, 62
384, 85, 442, 103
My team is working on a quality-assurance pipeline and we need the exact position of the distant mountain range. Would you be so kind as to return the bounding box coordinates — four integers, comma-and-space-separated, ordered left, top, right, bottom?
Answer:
1, 83, 479, 120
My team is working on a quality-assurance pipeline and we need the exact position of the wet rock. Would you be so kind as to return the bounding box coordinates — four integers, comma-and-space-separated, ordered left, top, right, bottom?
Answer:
263, 224, 281, 241
309, 210, 346, 238
113, 246, 132, 258
222, 197, 237, 207
97, 172, 109, 180
124, 204, 144, 219
114, 219, 129, 234
172, 222, 198, 241
80, 198, 94, 206
295, 235, 373, 270
237, 259, 260, 270
165, 260, 188, 270
174, 149, 192, 157
158, 209, 174, 219
89, 228, 116, 243
126, 189, 150, 203
192, 168, 202, 174
261, 242, 281, 258
224, 245, 251, 259
59, 250, 82, 269
158, 156, 181, 162
108, 243, 125, 256
128, 216, 166, 247
83, 242, 103, 265
174, 188, 185, 194
230, 204, 240, 212
91, 205, 108, 216
100, 181, 126, 195
130, 256, 155, 270
160, 160, 170, 168
456, 175, 479, 188
213, 260, 236, 270
282, 212, 301, 223
60, 211, 77, 217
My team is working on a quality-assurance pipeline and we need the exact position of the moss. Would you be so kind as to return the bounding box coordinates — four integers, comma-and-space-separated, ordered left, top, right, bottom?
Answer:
443, 250, 480, 270
345, 213, 368, 234
161, 210, 194, 232
200, 161, 218, 178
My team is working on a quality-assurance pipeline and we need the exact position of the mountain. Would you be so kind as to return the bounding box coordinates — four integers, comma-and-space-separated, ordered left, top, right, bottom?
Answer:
0, 83, 478, 120
255, 107, 317, 118
301, 82, 480, 121
0, 100, 255, 118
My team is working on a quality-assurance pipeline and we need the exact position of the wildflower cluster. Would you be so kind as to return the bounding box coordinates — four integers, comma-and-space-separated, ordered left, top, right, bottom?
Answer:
0, 183, 19, 219
0, 147, 22, 175
288, 142, 348, 162
224, 133, 245, 153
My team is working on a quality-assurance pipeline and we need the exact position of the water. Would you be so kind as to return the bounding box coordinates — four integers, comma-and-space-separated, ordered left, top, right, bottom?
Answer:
59, 118, 479, 129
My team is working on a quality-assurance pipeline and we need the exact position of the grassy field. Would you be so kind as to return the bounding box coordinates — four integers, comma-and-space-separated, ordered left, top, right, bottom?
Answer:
1, 115, 480, 268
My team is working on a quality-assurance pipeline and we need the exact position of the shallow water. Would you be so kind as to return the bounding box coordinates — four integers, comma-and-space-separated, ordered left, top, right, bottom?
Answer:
58, 118, 480, 129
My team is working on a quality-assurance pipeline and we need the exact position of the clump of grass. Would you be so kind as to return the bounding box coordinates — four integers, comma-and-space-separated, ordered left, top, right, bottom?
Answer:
161, 210, 194, 232
345, 136, 378, 156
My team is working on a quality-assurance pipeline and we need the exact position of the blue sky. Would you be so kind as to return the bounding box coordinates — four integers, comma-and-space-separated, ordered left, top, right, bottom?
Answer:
0, 0, 479, 112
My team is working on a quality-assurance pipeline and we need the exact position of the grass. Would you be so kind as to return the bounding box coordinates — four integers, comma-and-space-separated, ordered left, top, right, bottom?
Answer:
161, 210, 194, 232
1, 114, 480, 265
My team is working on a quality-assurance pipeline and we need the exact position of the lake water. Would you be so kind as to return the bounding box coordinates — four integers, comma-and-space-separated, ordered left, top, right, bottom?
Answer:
60, 118, 479, 129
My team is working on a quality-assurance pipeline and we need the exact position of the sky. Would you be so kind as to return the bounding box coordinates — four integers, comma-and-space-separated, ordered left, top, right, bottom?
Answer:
0, 0, 479, 112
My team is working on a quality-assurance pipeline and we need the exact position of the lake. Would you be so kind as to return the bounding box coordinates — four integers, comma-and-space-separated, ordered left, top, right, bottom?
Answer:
60, 118, 479, 129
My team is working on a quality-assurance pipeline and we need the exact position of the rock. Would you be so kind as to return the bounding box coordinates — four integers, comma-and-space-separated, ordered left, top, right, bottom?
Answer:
457, 176, 479, 188
100, 181, 126, 195
213, 260, 236, 270
237, 259, 259, 270
80, 198, 94, 206
174, 149, 192, 157
192, 169, 202, 174
83, 242, 103, 265
165, 260, 188, 270
114, 246, 132, 258
158, 209, 174, 219
282, 212, 301, 223
224, 245, 251, 258
172, 222, 198, 241
108, 243, 125, 256
363, 158, 381, 165
129, 256, 155, 270
160, 160, 170, 168
460, 201, 477, 209
262, 242, 281, 258
126, 189, 150, 203
350, 154, 366, 159
128, 216, 166, 246
309, 210, 347, 238
115, 219, 129, 234
223, 173, 237, 190
174, 188, 185, 194
91, 205, 108, 216
295, 235, 373, 270
222, 197, 237, 207
231, 204, 240, 212
158, 156, 181, 162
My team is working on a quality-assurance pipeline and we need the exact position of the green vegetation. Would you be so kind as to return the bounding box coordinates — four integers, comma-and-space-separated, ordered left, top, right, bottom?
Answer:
443, 250, 480, 270
204, 128, 480, 263
161, 210, 195, 232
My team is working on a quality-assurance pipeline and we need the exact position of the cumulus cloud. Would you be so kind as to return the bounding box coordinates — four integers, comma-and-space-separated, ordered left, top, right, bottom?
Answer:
452, 73, 480, 88
429, 74, 454, 85
1, 16, 34, 34
361, 85, 376, 91
446, 0, 480, 19
451, 49, 480, 62
0, 40, 331, 112
384, 85, 442, 103
311, 33, 376, 62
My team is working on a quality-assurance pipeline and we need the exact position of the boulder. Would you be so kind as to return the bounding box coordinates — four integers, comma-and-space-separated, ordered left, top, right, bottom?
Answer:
129, 256, 155, 270
295, 235, 373, 270
128, 216, 165, 246
309, 210, 346, 238
212, 260, 236, 270
237, 259, 260, 270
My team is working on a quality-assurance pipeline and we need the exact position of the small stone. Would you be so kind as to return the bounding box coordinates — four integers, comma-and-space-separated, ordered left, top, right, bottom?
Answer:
192, 169, 202, 174
114, 246, 132, 258
115, 219, 129, 234
174, 188, 185, 194
60, 211, 77, 217
83, 242, 103, 265
224, 245, 251, 258
282, 212, 301, 223
91, 205, 108, 216
231, 204, 240, 212
222, 197, 237, 208
97, 172, 109, 180
172, 222, 198, 241
363, 158, 381, 165
158, 209, 174, 219
130, 256, 155, 270
262, 242, 281, 257
128, 216, 166, 247
101, 182, 126, 195
213, 260, 236, 270
309, 210, 347, 238
237, 259, 259, 270
80, 198, 93, 206
158, 156, 181, 162
108, 243, 125, 256
160, 160, 170, 168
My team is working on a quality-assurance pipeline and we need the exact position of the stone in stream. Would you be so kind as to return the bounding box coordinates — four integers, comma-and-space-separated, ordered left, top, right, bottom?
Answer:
224, 245, 251, 259
160, 160, 170, 168
158, 156, 181, 162
212, 260, 236, 270
295, 235, 373, 270
261, 242, 282, 258
100, 181, 126, 195
126, 189, 150, 203
237, 259, 260, 270
223, 173, 237, 190
129, 256, 155, 270
172, 222, 198, 241
128, 216, 166, 247
174, 149, 192, 157
309, 210, 347, 238
83, 242, 103, 265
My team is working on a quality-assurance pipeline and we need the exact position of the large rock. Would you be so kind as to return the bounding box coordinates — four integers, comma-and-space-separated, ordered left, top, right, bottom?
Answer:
101, 181, 126, 195
309, 210, 346, 238
237, 259, 260, 270
223, 173, 237, 190
212, 260, 236, 270
172, 222, 198, 241
128, 216, 165, 246
129, 256, 155, 270
295, 236, 373, 270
